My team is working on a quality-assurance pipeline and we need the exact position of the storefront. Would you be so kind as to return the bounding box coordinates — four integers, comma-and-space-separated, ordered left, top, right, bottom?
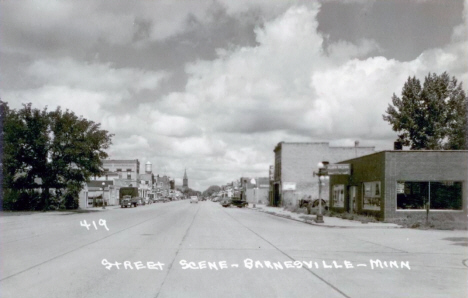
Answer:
329, 151, 467, 221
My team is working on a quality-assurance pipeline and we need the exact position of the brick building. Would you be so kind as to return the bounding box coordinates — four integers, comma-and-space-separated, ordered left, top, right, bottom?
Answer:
102, 159, 140, 182
329, 150, 468, 220
272, 142, 375, 206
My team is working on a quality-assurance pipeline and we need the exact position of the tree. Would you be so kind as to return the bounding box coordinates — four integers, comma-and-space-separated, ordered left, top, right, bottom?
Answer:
383, 72, 467, 150
1, 102, 114, 210
203, 185, 221, 197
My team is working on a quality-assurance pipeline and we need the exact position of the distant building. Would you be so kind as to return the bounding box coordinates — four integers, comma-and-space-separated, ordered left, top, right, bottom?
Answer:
79, 159, 140, 208
139, 161, 155, 199
101, 159, 140, 182
155, 175, 172, 196
241, 177, 270, 205
272, 142, 375, 207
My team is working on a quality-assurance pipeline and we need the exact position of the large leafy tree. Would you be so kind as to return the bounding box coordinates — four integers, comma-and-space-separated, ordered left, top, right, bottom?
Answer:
1, 102, 113, 210
202, 185, 221, 197
383, 72, 467, 150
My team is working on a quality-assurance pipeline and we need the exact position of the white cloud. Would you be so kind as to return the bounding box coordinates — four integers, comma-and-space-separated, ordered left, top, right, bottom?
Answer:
2, 2, 466, 191
155, 4, 466, 189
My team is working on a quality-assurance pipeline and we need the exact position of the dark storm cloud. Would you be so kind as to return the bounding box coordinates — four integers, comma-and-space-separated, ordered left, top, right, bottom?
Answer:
317, 0, 465, 61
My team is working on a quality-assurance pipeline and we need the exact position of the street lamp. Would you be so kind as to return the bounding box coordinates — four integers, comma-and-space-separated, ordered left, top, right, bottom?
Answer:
250, 178, 258, 208
313, 161, 329, 223
102, 182, 106, 209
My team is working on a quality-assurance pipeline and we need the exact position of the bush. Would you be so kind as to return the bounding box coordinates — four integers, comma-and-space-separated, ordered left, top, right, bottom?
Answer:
2, 189, 44, 211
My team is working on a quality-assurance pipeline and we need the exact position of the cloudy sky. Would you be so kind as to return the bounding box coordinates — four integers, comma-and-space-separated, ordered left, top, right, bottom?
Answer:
1, 0, 467, 191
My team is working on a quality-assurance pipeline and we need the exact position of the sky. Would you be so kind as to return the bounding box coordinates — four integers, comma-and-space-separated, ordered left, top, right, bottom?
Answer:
1, 0, 467, 191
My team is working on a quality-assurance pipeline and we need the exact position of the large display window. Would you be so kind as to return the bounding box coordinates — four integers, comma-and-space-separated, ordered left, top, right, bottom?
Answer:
332, 185, 345, 208
362, 182, 381, 210
397, 181, 462, 210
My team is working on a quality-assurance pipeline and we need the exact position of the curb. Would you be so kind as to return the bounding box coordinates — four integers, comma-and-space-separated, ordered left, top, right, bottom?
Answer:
249, 207, 401, 229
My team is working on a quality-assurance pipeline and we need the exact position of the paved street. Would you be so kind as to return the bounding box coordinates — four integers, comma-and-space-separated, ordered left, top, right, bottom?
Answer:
1, 201, 467, 298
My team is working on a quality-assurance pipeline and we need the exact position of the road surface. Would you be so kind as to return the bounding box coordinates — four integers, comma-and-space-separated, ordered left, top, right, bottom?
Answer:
1, 200, 467, 297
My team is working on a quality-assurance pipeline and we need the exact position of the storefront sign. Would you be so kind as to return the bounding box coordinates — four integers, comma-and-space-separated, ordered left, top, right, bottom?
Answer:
282, 182, 296, 191
327, 164, 351, 175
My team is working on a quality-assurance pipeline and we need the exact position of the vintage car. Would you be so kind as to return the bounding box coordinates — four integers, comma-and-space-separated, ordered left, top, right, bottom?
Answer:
220, 198, 231, 207
121, 196, 138, 208
231, 197, 248, 208
190, 196, 198, 204
134, 197, 145, 206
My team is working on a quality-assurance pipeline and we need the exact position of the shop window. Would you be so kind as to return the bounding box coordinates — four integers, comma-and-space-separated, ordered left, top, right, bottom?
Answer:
363, 182, 381, 211
397, 181, 462, 210
332, 185, 345, 208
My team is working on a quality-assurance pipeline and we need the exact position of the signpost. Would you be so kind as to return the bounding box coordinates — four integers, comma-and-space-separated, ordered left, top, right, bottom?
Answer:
327, 164, 351, 175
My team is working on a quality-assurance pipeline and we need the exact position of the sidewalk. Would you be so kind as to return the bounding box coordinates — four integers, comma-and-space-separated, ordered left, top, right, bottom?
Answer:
248, 204, 401, 229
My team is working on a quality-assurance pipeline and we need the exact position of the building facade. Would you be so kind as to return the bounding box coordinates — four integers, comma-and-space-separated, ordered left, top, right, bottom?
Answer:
272, 142, 375, 207
329, 150, 468, 220
241, 177, 270, 205
139, 161, 155, 199
79, 159, 140, 208
102, 159, 140, 182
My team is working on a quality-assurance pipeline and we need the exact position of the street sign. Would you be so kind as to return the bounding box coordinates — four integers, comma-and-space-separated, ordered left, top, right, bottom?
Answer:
327, 164, 351, 175
282, 182, 296, 190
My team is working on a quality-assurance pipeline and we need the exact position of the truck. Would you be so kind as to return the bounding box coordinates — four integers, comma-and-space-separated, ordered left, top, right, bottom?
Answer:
121, 195, 139, 208
119, 187, 139, 205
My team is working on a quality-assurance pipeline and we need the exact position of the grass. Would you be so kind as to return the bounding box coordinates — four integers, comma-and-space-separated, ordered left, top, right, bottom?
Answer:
389, 215, 468, 230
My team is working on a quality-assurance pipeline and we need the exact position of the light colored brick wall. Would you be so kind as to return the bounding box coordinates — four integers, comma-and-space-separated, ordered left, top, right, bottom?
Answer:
279, 143, 375, 206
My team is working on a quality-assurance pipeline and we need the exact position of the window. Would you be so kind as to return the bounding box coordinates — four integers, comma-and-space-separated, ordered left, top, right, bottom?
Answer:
397, 181, 462, 210
363, 182, 381, 211
332, 185, 345, 208
116, 168, 122, 172
127, 173, 131, 179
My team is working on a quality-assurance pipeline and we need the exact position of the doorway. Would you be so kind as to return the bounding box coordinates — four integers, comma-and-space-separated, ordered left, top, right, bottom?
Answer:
349, 186, 357, 213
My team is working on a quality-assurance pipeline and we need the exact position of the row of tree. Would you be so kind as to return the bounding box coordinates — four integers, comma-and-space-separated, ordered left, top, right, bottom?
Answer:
1, 102, 113, 210
383, 72, 467, 150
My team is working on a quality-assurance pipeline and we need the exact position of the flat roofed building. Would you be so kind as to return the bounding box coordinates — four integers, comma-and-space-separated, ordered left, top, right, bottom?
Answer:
272, 142, 375, 207
102, 159, 140, 181
329, 150, 468, 221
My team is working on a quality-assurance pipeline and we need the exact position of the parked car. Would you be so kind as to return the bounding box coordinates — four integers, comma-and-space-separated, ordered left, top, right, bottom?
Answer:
231, 197, 248, 208
134, 197, 145, 206
220, 198, 231, 207
190, 196, 198, 204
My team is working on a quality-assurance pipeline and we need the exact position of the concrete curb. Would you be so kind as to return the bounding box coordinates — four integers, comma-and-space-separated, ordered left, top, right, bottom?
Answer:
249, 207, 402, 229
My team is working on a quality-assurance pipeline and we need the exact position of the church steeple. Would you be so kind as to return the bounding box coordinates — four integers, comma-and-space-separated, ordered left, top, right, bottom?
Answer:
183, 168, 188, 189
